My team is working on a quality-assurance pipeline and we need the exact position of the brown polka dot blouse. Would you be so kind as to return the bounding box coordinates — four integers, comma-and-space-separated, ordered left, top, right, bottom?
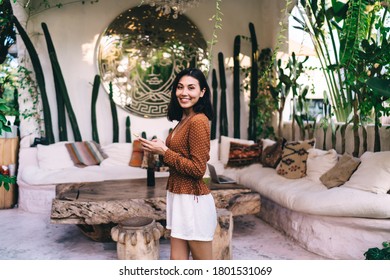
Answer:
164, 113, 211, 195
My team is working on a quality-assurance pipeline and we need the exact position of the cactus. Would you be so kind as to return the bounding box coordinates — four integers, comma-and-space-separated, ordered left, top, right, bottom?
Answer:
218, 52, 228, 137
12, 16, 55, 144
108, 81, 119, 143
41, 22, 68, 141
233, 35, 241, 139
43, 22, 82, 142
211, 69, 218, 140
91, 75, 100, 143
141, 131, 147, 139
248, 22, 259, 141
126, 116, 131, 143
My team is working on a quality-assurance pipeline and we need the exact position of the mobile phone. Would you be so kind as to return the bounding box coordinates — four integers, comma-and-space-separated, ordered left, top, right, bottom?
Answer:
133, 133, 140, 138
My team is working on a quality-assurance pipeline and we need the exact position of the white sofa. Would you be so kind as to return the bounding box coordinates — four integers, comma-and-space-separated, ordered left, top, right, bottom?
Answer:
17, 136, 390, 259
211, 136, 390, 260
17, 141, 169, 213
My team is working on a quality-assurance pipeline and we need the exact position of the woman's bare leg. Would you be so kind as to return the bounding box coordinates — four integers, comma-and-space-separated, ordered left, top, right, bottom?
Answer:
188, 240, 213, 260
170, 237, 190, 260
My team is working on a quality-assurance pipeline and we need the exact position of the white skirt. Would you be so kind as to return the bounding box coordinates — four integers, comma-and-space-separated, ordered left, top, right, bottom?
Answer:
166, 191, 217, 241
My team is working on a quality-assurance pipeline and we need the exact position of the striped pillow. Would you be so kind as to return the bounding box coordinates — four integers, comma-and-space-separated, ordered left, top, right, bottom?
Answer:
65, 141, 107, 167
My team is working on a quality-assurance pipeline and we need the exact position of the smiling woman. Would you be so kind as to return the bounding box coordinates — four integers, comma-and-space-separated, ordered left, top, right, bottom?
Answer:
96, 4, 208, 118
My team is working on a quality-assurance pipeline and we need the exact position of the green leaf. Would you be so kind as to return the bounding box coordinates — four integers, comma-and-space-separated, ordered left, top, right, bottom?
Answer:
367, 78, 390, 99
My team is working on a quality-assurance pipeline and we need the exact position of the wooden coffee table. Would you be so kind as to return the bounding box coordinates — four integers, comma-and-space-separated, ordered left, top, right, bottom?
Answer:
50, 177, 260, 241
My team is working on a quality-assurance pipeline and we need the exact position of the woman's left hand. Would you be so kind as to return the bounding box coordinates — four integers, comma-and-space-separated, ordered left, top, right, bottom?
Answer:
138, 137, 168, 156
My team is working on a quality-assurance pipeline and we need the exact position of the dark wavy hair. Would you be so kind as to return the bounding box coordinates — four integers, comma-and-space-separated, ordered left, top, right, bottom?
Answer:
167, 68, 214, 122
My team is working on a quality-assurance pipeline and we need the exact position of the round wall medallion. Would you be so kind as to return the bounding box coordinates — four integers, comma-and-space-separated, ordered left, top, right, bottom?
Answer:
97, 5, 208, 118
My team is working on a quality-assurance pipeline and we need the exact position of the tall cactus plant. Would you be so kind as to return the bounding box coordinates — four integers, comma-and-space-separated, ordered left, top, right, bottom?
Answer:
233, 35, 241, 139
12, 16, 55, 144
41, 22, 68, 141
218, 52, 228, 137
108, 82, 119, 143
125, 116, 131, 143
91, 74, 100, 143
248, 22, 259, 141
211, 69, 218, 140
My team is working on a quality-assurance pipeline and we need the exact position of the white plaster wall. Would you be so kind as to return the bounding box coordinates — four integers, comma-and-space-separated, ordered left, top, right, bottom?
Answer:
12, 0, 286, 145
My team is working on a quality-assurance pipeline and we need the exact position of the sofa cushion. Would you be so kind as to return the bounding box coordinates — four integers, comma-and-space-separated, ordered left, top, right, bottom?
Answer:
261, 138, 286, 168
342, 151, 390, 194
65, 141, 107, 167
306, 148, 338, 183
220, 136, 254, 165
276, 139, 315, 179
100, 143, 133, 167
37, 142, 75, 170
129, 140, 144, 167
227, 140, 262, 167
320, 153, 361, 188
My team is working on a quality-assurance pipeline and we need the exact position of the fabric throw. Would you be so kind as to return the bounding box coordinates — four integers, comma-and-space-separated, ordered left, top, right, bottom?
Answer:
129, 140, 144, 167
320, 153, 361, 189
261, 138, 286, 168
226, 140, 262, 167
276, 139, 316, 179
65, 141, 107, 167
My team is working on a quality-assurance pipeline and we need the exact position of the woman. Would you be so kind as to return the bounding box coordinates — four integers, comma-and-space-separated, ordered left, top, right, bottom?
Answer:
138, 68, 217, 260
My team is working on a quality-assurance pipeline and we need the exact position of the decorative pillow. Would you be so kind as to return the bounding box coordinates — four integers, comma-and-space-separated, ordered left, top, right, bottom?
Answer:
261, 138, 286, 168
220, 136, 254, 165
129, 140, 144, 167
37, 142, 75, 170
342, 151, 390, 194
306, 148, 338, 183
276, 139, 316, 179
226, 140, 263, 167
208, 139, 219, 164
319, 153, 361, 189
100, 143, 133, 166
65, 141, 107, 167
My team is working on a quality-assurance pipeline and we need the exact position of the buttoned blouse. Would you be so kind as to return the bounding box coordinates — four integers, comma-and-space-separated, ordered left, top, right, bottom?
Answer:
163, 113, 211, 195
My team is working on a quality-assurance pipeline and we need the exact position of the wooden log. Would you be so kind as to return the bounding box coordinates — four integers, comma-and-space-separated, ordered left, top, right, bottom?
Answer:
51, 178, 260, 225
213, 208, 233, 260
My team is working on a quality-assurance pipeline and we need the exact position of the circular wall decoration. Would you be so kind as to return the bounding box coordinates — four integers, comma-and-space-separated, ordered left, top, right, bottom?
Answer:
97, 5, 208, 118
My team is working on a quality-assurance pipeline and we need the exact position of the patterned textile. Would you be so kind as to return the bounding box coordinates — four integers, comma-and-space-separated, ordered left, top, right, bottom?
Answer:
129, 140, 144, 167
261, 138, 286, 168
65, 141, 107, 167
227, 141, 262, 167
276, 139, 316, 179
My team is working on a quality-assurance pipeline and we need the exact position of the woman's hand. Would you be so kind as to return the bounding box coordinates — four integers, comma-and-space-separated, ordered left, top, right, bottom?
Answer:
138, 137, 168, 156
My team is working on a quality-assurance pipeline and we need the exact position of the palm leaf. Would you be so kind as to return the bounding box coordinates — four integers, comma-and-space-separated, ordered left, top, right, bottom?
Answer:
339, 0, 370, 67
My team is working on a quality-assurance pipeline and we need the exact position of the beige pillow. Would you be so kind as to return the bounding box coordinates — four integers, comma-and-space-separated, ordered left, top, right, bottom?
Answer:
320, 154, 361, 189
306, 148, 338, 183
276, 139, 316, 179
342, 151, 390, 194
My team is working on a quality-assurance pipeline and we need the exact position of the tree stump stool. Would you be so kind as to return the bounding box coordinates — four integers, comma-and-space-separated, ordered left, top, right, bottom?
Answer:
212, 208, 233, 260
111, 216, 164, 260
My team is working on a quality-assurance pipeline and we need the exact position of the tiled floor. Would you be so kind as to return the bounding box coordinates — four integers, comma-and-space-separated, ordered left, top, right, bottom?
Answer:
0, 207, 327, 260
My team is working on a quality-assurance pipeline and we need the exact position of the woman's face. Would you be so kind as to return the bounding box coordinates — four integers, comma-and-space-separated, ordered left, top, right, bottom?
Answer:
175, 75, 205, 113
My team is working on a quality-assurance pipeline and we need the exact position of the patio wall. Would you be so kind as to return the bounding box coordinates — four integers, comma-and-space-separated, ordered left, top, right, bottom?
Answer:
12, 0, 286, 145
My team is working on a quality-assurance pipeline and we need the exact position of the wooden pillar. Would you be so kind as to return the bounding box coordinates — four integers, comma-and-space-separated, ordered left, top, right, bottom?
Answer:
0, 138, 19, 209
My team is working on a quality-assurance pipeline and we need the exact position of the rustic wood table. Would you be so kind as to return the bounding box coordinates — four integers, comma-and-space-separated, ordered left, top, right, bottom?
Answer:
50, 177, 261, 241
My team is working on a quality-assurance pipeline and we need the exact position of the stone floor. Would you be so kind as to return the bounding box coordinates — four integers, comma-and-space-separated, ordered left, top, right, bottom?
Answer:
0, 207, 328, 260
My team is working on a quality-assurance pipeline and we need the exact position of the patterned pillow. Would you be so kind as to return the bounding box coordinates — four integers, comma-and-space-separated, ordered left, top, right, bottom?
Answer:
65, 141, 107, 167
226, 140, 262, 167
276, 139, 316, 179
129, 140, 144, 167
261, 138, 286, 168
